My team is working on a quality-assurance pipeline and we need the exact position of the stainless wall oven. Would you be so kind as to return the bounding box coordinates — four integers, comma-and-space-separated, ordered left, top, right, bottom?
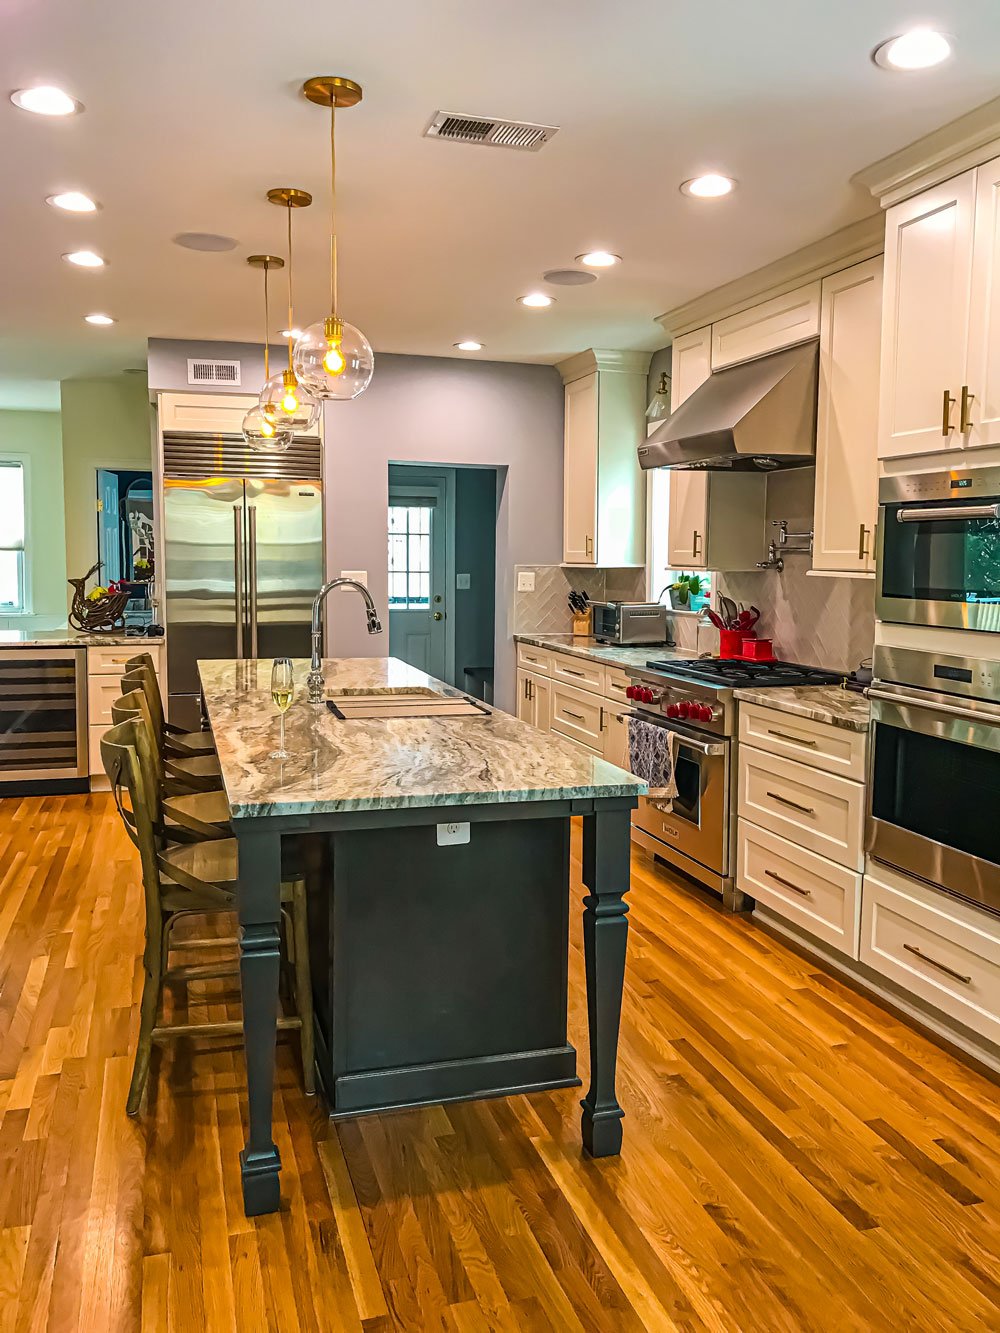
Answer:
876, 467, 1000, 633
867, 646, 1000, 916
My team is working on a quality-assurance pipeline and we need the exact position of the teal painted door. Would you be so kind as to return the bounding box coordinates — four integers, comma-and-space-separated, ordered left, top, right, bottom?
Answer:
97, 469, 121, 583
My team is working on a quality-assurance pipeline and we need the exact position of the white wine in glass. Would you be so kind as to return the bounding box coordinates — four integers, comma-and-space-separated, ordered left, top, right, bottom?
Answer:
270, 657, 294, 760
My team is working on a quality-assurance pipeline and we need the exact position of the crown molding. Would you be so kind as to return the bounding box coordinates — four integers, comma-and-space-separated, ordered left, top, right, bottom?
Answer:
854, 96, 1000, 208
655, 215, 884, 339
556, 348, 652, 384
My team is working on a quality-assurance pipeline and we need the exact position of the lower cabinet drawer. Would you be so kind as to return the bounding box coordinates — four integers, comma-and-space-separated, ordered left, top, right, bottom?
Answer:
604, 667, 631, 705
89, 723, 108, 778
516, 643, 552, 676
88, 643, 161, 676
550, 680, 604, 749
738, 746, 864, 870
551, 654, 606, 694
738, 819, 861, 956
88, 671, 130, 727
861, 864, 1000, 1047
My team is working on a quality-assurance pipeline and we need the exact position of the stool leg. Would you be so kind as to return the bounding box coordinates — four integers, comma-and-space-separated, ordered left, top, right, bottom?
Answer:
289, 880, 315, 1095
127, 916, 165, 1115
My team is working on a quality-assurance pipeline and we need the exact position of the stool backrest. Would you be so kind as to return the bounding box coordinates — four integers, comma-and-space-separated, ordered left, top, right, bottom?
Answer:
121, 664, 167, 742
100, 719, 163, 926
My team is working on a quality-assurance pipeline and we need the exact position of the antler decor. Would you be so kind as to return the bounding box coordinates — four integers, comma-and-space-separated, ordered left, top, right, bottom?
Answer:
67, 562, 131, 633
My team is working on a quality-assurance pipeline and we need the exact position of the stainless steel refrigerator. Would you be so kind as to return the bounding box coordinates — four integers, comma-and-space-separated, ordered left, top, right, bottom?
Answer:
162, 434, 323, 729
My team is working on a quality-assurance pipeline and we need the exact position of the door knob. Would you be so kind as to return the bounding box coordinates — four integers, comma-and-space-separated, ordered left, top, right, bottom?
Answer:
433, 611, 444, 621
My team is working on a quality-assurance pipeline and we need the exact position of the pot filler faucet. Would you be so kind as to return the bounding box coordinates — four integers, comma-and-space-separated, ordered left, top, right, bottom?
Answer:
307, 578, 383, 701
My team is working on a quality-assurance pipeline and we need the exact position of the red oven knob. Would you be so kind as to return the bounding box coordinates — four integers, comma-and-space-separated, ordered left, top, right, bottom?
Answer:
625, 685, 637, 700
641, 687, 654, 704
677, 700, 691, 718
666, 703, 680, 719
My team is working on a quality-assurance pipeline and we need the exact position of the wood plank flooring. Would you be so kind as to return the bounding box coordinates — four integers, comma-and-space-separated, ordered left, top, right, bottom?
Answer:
2, 792, 1000, 1331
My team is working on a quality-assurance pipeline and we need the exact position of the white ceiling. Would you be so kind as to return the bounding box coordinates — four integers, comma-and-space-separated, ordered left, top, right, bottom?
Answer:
4, 0, 1000, 410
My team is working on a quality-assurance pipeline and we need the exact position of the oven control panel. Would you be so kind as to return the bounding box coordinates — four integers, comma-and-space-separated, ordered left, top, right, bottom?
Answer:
625, 682, 723, 728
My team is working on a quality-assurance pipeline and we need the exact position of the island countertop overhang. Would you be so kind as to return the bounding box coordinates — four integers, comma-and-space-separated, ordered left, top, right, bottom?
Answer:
198, 656, 646, 821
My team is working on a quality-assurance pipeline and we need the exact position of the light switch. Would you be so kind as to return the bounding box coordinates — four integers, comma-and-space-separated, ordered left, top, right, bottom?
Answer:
517, 570, 535, 592
340, 570, 368, 585
437, 822, 470, 846
456, 573, 471, 590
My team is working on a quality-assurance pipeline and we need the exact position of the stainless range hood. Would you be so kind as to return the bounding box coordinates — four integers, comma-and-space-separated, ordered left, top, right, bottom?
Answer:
638, 339, 819, 472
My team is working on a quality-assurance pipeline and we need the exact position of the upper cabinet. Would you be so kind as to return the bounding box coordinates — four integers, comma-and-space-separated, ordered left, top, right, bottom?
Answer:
558, 350, 650, 566
711, 283, 821, 369
968, 155, 1000, 449
813, 257, 883, 576
671, 326, 712, 404
878, 173, 976, 458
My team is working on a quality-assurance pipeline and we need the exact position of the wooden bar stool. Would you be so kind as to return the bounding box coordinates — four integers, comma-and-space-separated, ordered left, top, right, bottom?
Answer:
122, 657, 218, 758
101, 717, 315, 1112
120, 666, 222, 791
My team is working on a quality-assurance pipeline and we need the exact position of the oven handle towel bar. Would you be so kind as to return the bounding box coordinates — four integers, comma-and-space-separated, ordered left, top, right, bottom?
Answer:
896, 504, 1000, 523
869, 686, 1000, 727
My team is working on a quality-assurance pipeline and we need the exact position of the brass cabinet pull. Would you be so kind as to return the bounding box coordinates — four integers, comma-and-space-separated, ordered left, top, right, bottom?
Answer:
858, 523, 869, 561
766, 790, 816, 816
765, 869, 812, 898
599, 706, 607, 731
960, 384, 975, 433
563, 709, 585, 722
942, 388, 956, 436
585, 534, 593, 557
692, 529, 702, 559
903, 942, 972, 986
768, 728, 817, 747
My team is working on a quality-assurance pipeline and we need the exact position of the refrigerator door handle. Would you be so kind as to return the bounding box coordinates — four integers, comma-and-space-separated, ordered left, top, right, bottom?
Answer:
233, 504, 246, 659
248, 504, 259, 658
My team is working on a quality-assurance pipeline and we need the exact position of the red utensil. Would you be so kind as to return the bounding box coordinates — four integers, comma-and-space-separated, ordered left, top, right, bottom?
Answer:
706, 609, 726, 631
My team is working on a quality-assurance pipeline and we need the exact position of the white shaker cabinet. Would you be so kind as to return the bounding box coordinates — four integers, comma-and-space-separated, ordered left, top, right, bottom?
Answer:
967, 154, 1000, 449
711, 282, 821, 370
515, 669, 551, 732
878, 172, 977, 458
813, 257, 883, 575
558, 350, 650, 566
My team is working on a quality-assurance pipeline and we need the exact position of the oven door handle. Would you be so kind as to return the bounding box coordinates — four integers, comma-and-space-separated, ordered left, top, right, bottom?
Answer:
626, 712, 727, 757
868, 686, 1000, 727
895, 503, 1000, 523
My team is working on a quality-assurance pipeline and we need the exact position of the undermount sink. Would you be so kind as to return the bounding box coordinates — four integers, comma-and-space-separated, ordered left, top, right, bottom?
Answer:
326, 687, 488, 720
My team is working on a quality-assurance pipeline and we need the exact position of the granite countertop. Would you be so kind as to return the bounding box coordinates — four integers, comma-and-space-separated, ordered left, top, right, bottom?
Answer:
733, 685, 870, 733
514, 634, 685, 673
199, 656, 647, 820
0, 628, 164, 648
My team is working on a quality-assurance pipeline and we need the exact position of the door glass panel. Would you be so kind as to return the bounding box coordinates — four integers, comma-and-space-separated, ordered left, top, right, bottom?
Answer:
670, 747, 702, 827
387, 504, 433, 608
881, 504, 1000, 603
872, 722, 1000, 864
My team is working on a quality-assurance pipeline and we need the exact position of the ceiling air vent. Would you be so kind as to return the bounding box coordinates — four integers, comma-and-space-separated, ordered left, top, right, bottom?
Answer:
424, 111, 558, 152
186, 357, 241, 387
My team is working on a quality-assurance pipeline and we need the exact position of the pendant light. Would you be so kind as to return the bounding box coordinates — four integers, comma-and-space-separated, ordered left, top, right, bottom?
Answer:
646, 371, 671, 421
258, 187, 320, 432
243, 255, 294, 452
293, 77, 374, 401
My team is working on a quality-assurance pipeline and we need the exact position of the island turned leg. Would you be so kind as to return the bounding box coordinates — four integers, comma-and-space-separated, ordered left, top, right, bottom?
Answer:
235, 825, 283, 1215
580, 806, 631, 1157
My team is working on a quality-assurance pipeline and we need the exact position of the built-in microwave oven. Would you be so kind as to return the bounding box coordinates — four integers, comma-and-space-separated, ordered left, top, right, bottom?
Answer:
875, 467, 1000, 633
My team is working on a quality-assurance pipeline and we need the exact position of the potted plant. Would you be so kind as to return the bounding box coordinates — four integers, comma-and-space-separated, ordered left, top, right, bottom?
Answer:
669, 573, 704, 610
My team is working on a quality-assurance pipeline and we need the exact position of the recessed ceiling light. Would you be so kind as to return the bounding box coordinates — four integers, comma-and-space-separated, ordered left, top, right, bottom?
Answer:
454, 340, 484, 352
873, 28, 952, 70
680, 174, 736, 199
84, 313, 115, 325
518, 292, 554, 308
281, 328, 303, 339
46, 191, 99, 213
172, 232, 238, 252
577, 251, 621, 268
62, 250, 105, 268
10, 85, 81, 116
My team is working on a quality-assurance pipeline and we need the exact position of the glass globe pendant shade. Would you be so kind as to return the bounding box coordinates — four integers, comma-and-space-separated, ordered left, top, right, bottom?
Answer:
258, 368, 320, 432
243, 405, 293, 453
646, 372, 671, 422
293, 316, 374, 401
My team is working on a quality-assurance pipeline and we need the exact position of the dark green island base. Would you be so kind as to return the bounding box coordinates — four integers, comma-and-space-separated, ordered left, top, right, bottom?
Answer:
307, 813, 581, 1116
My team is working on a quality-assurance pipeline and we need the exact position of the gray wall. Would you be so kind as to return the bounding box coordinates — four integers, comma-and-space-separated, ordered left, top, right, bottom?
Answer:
147, 341, 564, 711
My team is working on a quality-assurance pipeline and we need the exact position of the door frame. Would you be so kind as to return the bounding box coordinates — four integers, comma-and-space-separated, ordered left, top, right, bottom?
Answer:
387, 466, 456, 684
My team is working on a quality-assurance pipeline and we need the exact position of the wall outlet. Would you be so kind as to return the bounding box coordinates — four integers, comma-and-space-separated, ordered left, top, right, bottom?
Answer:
517, 570, 535, 592
436, 822, 470, 846
340, 570, 368, 585
456, 573, 471, 590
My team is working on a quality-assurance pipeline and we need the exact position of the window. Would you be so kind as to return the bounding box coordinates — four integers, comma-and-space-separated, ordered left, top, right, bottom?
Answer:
0, 462, 26, 613
387, 503, 432, 608
646, 467, 711, 606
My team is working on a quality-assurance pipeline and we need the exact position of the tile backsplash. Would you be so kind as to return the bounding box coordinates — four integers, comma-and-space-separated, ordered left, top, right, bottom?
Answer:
715, 469, 875, 673
512, 566, 647, 635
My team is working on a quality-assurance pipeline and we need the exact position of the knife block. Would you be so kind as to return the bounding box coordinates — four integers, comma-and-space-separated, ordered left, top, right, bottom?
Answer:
571, 610, 592, 638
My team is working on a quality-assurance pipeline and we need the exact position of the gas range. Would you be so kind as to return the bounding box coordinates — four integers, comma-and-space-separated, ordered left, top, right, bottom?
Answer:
626, 658, 844, 737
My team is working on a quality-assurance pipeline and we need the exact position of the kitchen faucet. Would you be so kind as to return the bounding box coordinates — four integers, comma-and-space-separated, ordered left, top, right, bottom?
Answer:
307, 578, 383, 700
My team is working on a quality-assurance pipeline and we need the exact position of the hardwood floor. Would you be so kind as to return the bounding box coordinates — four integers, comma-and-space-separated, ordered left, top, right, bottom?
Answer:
2, 793, 1000, 1331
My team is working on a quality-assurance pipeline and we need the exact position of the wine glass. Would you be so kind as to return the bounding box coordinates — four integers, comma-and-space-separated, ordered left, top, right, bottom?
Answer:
270, 658, 294, 760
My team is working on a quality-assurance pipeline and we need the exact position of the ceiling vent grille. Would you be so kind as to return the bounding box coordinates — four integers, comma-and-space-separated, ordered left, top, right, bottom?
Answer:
187, 357, 241, 387
424, 111, 558, 152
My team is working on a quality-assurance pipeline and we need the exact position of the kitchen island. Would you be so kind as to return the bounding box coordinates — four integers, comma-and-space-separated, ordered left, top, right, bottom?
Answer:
198, 656, 646, 1216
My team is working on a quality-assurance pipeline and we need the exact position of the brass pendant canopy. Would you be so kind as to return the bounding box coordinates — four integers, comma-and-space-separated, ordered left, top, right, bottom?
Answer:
302, 76, 363, 108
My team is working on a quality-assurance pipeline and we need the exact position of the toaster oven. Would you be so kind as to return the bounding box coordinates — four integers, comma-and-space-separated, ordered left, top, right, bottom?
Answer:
591, 601, 669, 646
